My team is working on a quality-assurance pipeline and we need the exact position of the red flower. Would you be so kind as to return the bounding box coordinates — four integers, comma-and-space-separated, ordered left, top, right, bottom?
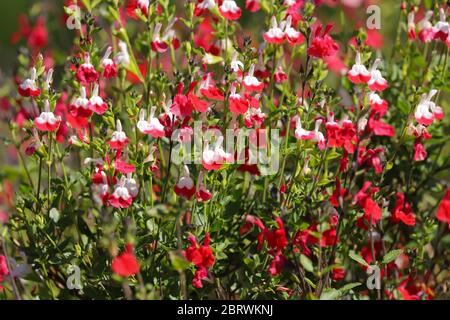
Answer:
413, 140, 427, 162
354, 182, 382, 224
307, 23, 339, 59
437, 189, 450, 228
112, 244, 140, 277
184, 233, 215, 288
219, 0, 242, 21
76, 53, 99, 84
391, 192, 416, 226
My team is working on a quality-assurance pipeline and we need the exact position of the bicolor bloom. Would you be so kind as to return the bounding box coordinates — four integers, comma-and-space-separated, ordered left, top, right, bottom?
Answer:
126, 0, 149, 19
202, 136, 231, 171
194, 0, 216, 16
174, 165, 196, 199
347, 52, 371, 84
407, 11, 416, 40
34, 100, 61, 132
219, 0, 242, 21
263, 16, 285, 44
19, 67, 41, 97
199, 73, 224, 101
242, 64, 264, 92
294, 116, 315, 140
108, 176, 133, 208
151, 23, 169, 53
137, 107, 165, 138
112, 243, 140, 277
115, 41, 130, 66
367, 59, 388, 92
284, 15, 304, 45
101, 46, 117, 78
230, 51, 244, 76
76, 53, 98, 84
434, 8, 449, 42
196, 171, 212, 202
88, 84, 108, 115
414, 90, 443, 126
314, 119, 326, 150
418, 11, 435, 42
70, 86, 92, 118
229, 84, 249, 115
369, 92, 388, 115
108, 120, 129, 150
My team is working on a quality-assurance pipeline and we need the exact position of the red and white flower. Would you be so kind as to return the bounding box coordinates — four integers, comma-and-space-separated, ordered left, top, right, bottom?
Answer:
418, 11, 435, 43
88, 84, 108, 115
314, 119, 326, 150
76, 53, 98, 84
108, 176, 133, 209
434, 8, 449, 42
18, 67, 41, 97
294, 116, 315, 140
137, 107, 165, 138
34, 100, 61, 132
109, 120, 129, 149
230, 51, 244, 76
151, 23, 169, 53
101, 47, 117, 78
194, 0, 216, 16
347, 52, 371, 84
367, 59, 388, 92
243, 64, 264, 92
70, 86, 92, 118
196, 171, 212, 202
407, 11, 416, 40
263, 16, 285, 44
174, 165, 196, 199
414, 90, 443, 126
229, 84, 249, 115
115, 41, 130, 66
283, 15, 304, 45
219, 0, 242, 21
200, 73, 224, 101
202, 136, 231, 171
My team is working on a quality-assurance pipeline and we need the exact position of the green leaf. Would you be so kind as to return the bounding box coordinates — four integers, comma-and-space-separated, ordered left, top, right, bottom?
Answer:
300, 254, 314, 273
338, 282, 361, 293
349, 250, 369, 267
382, 249, 403, 264
320, 288, 341, 300
169, 250, 190, 272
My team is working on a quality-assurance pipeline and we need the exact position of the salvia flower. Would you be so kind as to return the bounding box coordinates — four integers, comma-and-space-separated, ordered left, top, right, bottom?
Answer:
367, 59, 388, 92
19, 67, 41, 97
433, 8, 449, 42
418, 11, 435, 43
108, 176, 133, 208
70, 86, 92, 118
263, 16, 285, 44
307, 23, 339, 59
174, 165, 196, 199
294, 116, 315, 140
101, 47, 118, 78
436, 189, 450, 228
284, 15, 304, 45
391, 192, 416, 226
112, 243, 140, 277
414, 90, 443, 126
242, 64, 264, 92
202, 136, 231, 171
137, 107, 165, 138
407, 11, 417, 40
108, 120, 129, 150
76, 53, 98, 84
34, 100, 61, 132
184, 233, 215, 288
347, 52, 371, 84
88, 84, 108, 115
219, 0, 242, 21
